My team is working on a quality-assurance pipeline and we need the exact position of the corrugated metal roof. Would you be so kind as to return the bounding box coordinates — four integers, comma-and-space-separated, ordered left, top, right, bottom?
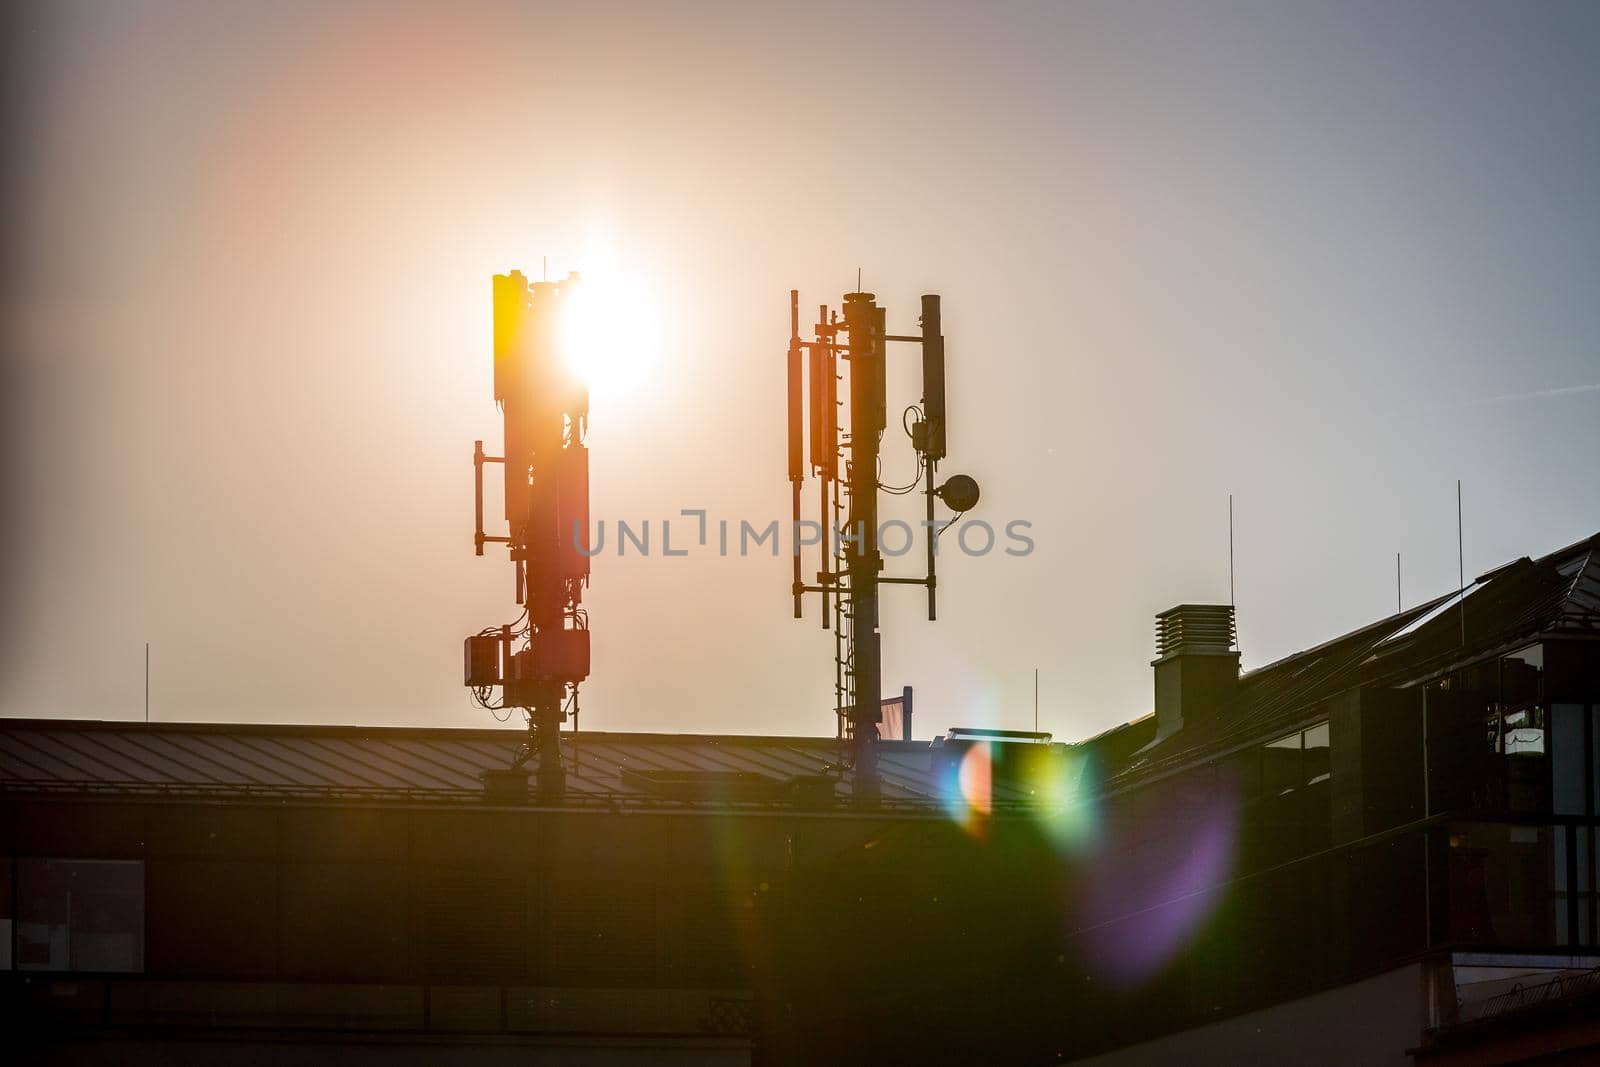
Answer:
0, 719, 1052, 812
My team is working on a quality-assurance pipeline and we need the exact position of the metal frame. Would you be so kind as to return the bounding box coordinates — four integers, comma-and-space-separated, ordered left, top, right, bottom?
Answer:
786, 288, 963, 804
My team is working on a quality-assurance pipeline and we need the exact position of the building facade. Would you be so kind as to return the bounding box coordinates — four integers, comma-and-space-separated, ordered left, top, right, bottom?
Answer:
3, 532, 1598, 1064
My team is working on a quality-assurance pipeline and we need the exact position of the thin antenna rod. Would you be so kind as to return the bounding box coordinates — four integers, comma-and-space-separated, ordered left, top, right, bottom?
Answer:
1033, 667, 1039, 733
1457, 480, 1466, 646
857, 267, 862, 292
1228, 494, 1235, 609
542, 255, 548, 282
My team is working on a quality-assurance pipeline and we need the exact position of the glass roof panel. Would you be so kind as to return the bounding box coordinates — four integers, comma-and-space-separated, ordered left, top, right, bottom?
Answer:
1382, 581, 1483, 643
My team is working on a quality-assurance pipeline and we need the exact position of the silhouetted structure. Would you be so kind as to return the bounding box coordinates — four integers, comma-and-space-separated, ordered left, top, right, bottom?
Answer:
464, 271, 592, 800
4, 531, 1599, 1065
785, 288, 979, 803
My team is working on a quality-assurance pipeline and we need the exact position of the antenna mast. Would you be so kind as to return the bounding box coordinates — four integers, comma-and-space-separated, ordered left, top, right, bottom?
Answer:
463, 270, 593, 800
785, 286, 980, 805
1228, 494, 1235, 609
1457, 480, 1466, 647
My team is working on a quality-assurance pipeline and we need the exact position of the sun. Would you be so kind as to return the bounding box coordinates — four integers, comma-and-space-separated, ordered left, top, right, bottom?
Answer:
559, 268, 657, 399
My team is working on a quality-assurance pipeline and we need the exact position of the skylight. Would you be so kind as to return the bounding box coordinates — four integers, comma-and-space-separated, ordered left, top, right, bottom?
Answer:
1381, 581, 1483, 644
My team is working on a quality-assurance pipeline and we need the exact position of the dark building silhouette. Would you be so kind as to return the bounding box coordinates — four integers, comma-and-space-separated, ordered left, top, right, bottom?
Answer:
3, 531, 1599, 1065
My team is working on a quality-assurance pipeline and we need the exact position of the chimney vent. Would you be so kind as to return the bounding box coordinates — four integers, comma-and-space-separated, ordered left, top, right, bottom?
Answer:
1156, 604, 1236, 657
1151, 604, 1239, 742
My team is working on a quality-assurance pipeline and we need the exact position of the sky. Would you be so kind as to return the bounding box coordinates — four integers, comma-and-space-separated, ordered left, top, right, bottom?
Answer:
2, 0, 1598, 741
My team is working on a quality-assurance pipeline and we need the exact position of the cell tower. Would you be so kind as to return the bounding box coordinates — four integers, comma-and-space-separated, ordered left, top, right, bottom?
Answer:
463, 270, 591, 800
786, 288, 981, 804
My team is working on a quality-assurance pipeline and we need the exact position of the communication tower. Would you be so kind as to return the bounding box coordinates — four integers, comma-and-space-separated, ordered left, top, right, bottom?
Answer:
463, 270, 592, 799
786, 288, 981, 804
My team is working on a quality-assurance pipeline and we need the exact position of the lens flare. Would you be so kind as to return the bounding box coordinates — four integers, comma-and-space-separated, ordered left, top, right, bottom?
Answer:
931, 735, 1234, 990
1030, 749, 1099, 854
958, 742, 993, 815
939, 740, 1102, 849
1076, 792, 1239, 988
941, 741, 994, 834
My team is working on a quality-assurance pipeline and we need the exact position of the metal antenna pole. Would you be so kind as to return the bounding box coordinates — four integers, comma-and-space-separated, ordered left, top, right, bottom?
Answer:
843, 291, 884, 804
471, 270, 595, 801
785, 285, 973, 801
836, 408, 849, 731
924, 450, 937, 621
920, 294, 944, 622
788, 290, 804, 619
1228, 494, 1235, 609
1457, 480, 1466, 647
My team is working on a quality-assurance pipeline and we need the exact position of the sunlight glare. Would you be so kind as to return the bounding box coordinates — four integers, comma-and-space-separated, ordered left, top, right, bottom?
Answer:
560, 267, 657, 399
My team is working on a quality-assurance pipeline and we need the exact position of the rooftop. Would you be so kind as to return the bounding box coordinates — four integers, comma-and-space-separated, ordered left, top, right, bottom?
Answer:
0, 719, 1050, 812
4, 530, 1597, 812
1102, 530, 1600, 787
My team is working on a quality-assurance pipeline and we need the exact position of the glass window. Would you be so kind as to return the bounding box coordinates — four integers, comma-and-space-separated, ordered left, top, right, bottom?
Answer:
1502, 645, 1544, 707
1553, 704, 1588, 816
1303, 722, 1331, 785
17, 859, 144, 972
1257, 724, 1331, 796
1263, 733, 1302, 796
1503, 708, 1546, 755
1545, 640, 1600, 704
1555, 826, 1570, 945
1448, 822, 1559, 947
1383, 583, 1483, 643
1592, 706, 1600, 821
1555, 826, 1600, 947
1428, 646, 1573, 815
1499, 646, 1550, 814
1580, 829, 1593, 946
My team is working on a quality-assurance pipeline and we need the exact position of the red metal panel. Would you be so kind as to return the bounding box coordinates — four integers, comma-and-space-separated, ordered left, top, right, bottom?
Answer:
557, 443, 591, 581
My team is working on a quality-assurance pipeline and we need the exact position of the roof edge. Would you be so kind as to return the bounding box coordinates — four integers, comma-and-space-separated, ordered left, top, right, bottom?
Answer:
0, 716, 884, 748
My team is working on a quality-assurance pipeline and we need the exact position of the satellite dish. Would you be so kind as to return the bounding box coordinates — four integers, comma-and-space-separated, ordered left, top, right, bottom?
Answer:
936, 474, 980, 512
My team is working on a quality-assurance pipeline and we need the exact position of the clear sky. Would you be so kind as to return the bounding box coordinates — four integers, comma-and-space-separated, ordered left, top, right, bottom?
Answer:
3, 1, 1598, 740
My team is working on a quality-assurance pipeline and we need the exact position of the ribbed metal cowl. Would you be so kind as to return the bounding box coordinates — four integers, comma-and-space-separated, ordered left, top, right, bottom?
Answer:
1155, 604, 1236, 659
